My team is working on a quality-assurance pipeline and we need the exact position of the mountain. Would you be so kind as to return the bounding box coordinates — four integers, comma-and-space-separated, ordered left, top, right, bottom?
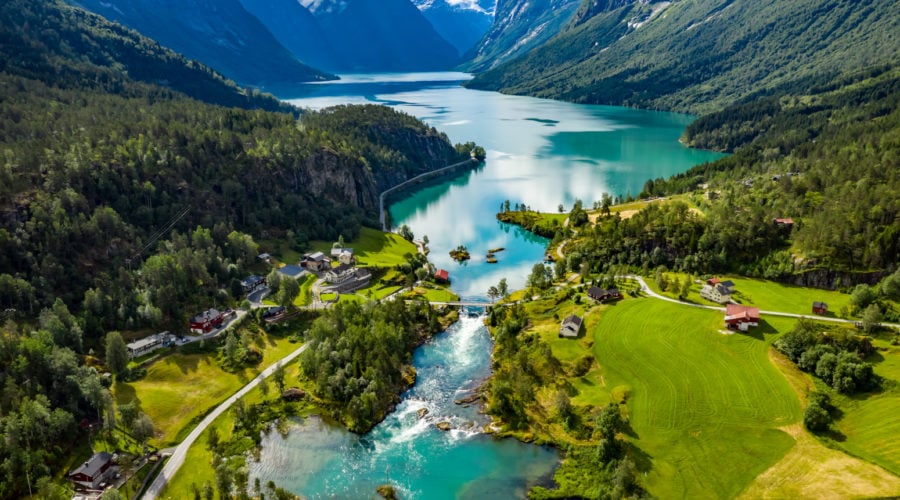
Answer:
237, 0, 340, 71
0, 0, 291, 111
467, 0, 900, 113
72, 0, 335, 86
303, 0, 460, 71
413, 0, 495, 56
461, 0, 580, 72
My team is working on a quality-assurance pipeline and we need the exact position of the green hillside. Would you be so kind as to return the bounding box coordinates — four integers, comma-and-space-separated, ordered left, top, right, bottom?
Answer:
467, 0, 900, 113
0, 0, 292, 112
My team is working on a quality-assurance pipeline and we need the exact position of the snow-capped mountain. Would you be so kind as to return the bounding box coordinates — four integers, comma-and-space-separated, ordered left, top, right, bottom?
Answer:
413, 0, 496, 55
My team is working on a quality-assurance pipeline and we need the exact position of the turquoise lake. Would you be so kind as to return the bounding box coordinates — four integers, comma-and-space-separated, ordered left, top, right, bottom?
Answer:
248, 73, 725, 498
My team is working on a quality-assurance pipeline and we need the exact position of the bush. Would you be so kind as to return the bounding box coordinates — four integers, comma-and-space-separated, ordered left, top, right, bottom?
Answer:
803, 402, 832, 432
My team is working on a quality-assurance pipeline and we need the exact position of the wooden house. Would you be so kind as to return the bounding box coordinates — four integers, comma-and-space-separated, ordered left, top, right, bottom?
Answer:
68, 452, 116, 490
190, 309, 224, 333
588, 286, 621, 302
724, 304, 760, 331
812, 301, 828, 315
435, 269, 449, 283
701, 283, 731, 304
240, 274, 266, 293
559, 314, 583, 338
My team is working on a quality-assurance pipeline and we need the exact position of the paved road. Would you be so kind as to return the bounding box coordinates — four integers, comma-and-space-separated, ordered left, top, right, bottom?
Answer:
141, 343, 309, 500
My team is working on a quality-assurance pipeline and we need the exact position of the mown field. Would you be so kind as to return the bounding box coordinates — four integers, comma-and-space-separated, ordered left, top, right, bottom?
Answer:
114, 333, 301, 446
309, 226, 417, 267
593, 299, 802, 498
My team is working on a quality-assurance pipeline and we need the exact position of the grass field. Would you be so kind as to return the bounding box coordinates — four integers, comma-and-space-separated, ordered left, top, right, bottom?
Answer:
292, 273, 316, 307
114, 334, 300, 446
309, 227, 417, 267
645, 273, 853, 316
405, 286, 458, 303
834, 387, 900, 476
161, 363, 307, 499
593, 299, 802, 498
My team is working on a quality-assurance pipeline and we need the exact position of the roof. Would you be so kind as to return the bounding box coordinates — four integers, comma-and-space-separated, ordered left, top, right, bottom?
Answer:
562, 314, 583, 328
278, 265, 305, 278
813, 301, 828, 308
258, 253, 271, 260
707, 277, 721, 285
127, 331, 171, 351
190, 309, 220, 323
69, 452, 113, 479
241, 275, 265, 287
330, 247, 353, 257
774, 217, 794, 224
307, 251, 327, 262
328, 263, 354, 274
435, 269, 449, 280
725, 304, 760, 322
720, 280, 735, 288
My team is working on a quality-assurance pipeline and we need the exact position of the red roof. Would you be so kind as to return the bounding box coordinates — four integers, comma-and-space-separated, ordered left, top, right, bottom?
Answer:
725, 304, 760, 322
707, 277, 721, 285
435, 269, 449, 280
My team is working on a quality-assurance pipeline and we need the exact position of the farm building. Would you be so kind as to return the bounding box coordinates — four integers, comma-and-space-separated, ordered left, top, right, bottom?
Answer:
126, 331, 174, 359
559, 314, 583, 338
190, 309, 225, 333
68, 451, 116, 490
812, 301, 828, 315
724, 304, 760, 331
701, 283, 731, 304
331, 247, 355, 265
302, 252, 330, 272
435, 269, 449, 282
240, 274, 266, 293
588, 286, 621, 302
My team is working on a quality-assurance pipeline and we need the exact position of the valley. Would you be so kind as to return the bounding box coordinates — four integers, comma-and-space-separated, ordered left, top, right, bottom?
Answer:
1, 0, 899, 499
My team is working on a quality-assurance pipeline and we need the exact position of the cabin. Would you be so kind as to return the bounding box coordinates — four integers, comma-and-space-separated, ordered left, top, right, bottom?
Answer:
68, 452, 116, 490
434, 269, 450, 283
240, 275, 266, 293
724, 304, 760, 332
559, 314, 583, 338
331, 247, 355, 265
262, 306, 285, 320
302, 252, 330, 272
700, 283, 731, 304
190, 309, 225, 333
588, 286, 621, 302
812, 301, 828, 315
126, 331, 175, 359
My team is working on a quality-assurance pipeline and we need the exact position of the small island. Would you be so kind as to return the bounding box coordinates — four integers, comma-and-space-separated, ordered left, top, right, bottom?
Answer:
450, 244, 471, 261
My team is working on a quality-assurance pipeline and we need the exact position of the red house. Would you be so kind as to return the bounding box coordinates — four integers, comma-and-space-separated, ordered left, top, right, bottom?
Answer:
435, 269, 450, 283
725, 304, 760, 332
812, 301, 828, 315
190, 308, 224, 333
69, 452, 116, 490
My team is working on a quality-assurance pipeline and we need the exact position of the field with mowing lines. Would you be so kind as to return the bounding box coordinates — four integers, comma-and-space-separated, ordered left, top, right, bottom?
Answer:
728, 277, 853, 316
835, 393, 900, 476
594, 299, 802, 498
115, 335, 299, 446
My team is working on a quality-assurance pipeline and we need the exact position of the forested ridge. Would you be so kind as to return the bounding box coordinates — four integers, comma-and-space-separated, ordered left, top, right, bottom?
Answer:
467, 0, 900, 114
536, 67, 899, 295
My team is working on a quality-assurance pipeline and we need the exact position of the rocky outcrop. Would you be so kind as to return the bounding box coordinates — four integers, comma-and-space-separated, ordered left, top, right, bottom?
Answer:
788, 269, 884, 290
300, 149, 379, 210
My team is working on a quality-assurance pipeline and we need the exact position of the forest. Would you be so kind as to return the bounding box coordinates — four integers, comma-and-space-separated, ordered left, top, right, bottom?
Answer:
546, 67, 899, 289
299, 300, 443, 432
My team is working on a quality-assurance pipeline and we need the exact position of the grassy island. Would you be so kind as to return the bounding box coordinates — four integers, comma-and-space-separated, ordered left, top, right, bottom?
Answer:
450, 244, 471, 261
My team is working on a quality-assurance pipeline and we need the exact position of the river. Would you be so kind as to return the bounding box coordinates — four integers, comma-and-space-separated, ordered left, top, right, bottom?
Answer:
247, 73, 725, 498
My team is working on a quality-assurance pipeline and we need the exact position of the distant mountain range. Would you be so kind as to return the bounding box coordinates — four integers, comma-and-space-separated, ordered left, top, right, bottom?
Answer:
467, 0, 900, 113
72, 0, 336, 86
413, 0, 495, 56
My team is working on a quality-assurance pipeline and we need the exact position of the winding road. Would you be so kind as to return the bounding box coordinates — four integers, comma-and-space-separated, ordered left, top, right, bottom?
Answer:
141, 344, 309, 500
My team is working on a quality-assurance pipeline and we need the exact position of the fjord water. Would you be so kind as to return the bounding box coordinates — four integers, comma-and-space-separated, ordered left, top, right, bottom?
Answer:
248, 73, 725, 498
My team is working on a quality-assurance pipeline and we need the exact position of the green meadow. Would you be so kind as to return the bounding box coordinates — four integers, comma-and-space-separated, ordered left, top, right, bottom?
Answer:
114, 334, 300, 447
592, 299, 802, 497
310, 226, 418, 267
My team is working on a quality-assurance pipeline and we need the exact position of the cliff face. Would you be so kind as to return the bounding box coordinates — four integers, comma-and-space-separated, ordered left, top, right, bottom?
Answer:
301, 149, 380, 210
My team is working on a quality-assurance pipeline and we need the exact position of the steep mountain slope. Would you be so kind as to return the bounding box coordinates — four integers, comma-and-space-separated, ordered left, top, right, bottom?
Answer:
461, 0, 580, 72
0, 0, 291, 111
237, 0, 341, 71
72, 0, 335, 86
413, 0, 495, 56
467, 0, 900, 113
304, 0, 460, 71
